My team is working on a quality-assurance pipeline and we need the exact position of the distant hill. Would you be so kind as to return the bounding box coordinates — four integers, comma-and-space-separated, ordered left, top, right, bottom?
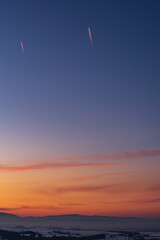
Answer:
0, 212, 159, 231
0, 212, 20, 220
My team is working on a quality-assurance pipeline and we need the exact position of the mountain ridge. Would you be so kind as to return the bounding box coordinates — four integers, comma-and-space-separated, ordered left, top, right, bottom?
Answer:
0, 212, 159, 231
1, 212, 157, 219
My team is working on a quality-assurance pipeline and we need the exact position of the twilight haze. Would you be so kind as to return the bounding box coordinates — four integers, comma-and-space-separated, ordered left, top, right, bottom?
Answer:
0, 0, 160, 218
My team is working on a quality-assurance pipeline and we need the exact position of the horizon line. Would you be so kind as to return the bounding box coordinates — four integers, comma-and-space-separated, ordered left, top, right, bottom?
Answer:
0, 211, 159, 219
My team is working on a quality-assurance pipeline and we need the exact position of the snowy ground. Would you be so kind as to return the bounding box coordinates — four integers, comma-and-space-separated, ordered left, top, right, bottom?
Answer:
0, 227, 160, 240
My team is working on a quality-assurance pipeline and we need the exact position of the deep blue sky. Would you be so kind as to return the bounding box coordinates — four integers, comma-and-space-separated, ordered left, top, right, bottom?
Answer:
0, 0, 160, 160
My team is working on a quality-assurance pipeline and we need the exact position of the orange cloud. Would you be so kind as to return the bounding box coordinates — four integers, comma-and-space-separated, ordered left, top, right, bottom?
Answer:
33, 183, 126, 197
55, 183, 124, 194
103, 198, 160, 204
58, 203, 83, 206
0, 205, 64, 212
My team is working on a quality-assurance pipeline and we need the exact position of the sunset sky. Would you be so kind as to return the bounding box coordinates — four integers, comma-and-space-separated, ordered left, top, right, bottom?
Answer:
0, 0, 160, 218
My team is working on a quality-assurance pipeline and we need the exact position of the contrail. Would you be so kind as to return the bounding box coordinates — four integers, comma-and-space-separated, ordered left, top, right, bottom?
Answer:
21, 41, 24, 55
88, 27, 93, 45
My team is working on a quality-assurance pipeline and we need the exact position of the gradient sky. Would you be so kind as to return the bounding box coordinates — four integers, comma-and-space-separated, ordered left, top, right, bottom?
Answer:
0, 0, 160, 217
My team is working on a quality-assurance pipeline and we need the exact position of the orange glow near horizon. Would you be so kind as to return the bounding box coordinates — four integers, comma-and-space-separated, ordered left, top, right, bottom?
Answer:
0, 149, 160, 218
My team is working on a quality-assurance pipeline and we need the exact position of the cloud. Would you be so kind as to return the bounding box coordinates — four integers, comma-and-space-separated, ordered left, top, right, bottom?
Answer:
0, 161, 125, 172
58, 203, 83, 206
76, 149, 160, 161
146, 185, 160, 192
0, 205, 63, 212
33, 183, 125, 197
128, 198, 160, 204
0, 207, 18, 211
103, 198, 160, 204
55, 183, 123, 194
40, 149, 160, 162
67, 172, 124, 182
1, 148, 159, 172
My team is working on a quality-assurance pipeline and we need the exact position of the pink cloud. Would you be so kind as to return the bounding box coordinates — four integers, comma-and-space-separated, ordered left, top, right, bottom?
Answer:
39, 149, 160, 163
1, 148, 159, 172
67, 172, 124, 182
0, 161, 126, 172
76, 149, 160, 161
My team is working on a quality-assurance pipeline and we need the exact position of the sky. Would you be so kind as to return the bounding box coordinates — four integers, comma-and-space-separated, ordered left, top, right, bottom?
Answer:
0, 0, 160, 218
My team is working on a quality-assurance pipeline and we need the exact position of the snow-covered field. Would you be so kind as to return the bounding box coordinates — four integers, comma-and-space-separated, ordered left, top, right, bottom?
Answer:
0, 226, 160, 240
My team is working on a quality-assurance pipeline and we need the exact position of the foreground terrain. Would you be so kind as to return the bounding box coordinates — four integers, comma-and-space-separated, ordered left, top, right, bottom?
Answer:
0, 227, 160, 240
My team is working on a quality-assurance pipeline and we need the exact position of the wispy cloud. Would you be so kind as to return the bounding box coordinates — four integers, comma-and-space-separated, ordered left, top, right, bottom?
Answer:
67, 172, 124, 182
33, 183, 125, 197
58, 203, 83, 206
146, 185, 160, 192
40, 149, 160, 162
73, 149, 160, 161
1, 148, 159, 172
127, 198, 160, 204
55, 183, 123, 194
0, 205, 63, 212
103, 198, 160, 204
0, 162, 125, 172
